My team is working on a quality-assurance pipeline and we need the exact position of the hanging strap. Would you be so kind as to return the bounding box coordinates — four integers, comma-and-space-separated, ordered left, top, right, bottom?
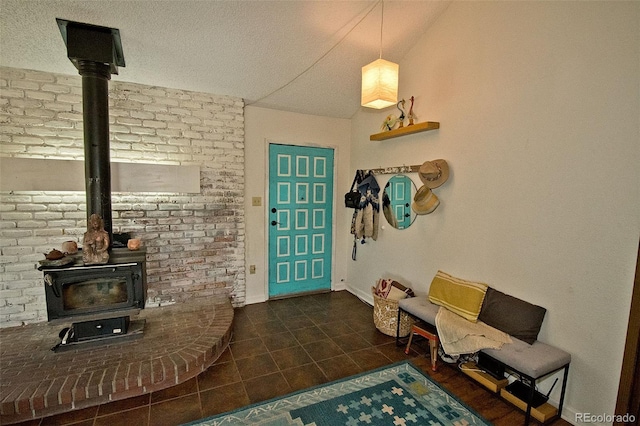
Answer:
352, 236, 357, 261
349, 171, 359, 192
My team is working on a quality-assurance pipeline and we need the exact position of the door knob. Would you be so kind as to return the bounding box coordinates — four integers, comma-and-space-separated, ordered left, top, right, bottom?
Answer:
271, 220, 278, 226
271, 208, 277, 213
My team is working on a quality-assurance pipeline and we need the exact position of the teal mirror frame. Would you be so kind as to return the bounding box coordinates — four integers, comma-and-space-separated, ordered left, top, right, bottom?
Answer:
382, 174, 417, 230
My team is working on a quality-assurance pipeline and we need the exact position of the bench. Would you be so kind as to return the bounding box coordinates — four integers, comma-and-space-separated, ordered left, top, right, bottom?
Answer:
396, 287, 570, 425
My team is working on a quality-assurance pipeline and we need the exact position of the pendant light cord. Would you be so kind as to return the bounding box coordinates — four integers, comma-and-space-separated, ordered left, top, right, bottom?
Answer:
246, 0, 382, 107
379, 0, 384, 59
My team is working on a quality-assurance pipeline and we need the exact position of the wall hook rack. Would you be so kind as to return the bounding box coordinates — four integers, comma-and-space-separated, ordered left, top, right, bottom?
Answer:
359, 164, 422, 175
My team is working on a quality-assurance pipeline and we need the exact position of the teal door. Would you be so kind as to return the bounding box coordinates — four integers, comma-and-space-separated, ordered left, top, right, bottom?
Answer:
268, 144, 334, 298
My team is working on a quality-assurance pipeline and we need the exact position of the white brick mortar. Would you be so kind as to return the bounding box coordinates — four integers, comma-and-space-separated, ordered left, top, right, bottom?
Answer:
0, 66, 245, 327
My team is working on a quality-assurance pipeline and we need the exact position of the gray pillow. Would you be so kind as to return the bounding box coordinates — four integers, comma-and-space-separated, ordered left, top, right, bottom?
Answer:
478, 287, 546, 344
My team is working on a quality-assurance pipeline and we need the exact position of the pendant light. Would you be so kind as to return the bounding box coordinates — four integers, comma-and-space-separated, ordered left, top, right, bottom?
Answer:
361, 0, 398, 109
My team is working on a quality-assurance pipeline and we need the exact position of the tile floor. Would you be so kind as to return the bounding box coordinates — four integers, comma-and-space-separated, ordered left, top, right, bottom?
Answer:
14, 290, 569, 426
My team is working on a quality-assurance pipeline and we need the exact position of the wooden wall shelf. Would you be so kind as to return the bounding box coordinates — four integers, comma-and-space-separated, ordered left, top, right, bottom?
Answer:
370, 121, 440, 141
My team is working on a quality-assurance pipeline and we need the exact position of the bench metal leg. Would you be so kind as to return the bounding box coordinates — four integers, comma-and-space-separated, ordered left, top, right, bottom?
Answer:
525, 364, 570, 426
524, 376, 536, 426
558, 364, 569, 416
396, 308, 410, 347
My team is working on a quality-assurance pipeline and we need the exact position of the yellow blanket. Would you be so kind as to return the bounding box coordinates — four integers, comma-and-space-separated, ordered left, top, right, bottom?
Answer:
435, 306, 512, 356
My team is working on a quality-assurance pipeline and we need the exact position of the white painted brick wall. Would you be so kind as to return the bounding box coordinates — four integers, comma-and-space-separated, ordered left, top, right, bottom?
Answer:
0, 66, 245, 328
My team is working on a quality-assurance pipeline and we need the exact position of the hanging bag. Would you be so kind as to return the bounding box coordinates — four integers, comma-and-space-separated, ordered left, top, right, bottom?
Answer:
344, 172, 361, 208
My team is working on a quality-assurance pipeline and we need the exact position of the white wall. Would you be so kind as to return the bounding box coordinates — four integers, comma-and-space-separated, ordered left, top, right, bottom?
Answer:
349, 1, 639, 423
244, 106, 351, 304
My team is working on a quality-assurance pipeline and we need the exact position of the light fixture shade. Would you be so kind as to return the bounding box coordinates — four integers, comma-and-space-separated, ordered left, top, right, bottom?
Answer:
361, 58, 399, 109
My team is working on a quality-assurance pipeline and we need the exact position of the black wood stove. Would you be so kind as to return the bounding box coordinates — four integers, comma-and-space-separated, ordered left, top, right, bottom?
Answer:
41, 248, 147, 351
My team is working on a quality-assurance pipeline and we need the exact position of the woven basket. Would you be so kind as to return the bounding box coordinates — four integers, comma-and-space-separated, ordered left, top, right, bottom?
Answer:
372, 288, 413, 337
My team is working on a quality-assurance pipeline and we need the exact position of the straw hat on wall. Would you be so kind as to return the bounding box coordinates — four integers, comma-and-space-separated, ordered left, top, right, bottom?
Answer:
419, 159, 449, 189
411, 185, 440, 215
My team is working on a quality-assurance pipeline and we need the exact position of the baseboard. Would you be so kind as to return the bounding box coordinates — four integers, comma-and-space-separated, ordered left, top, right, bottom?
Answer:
345, 284, 373, 306
333, 281, 347, 291
559, 404, 603, 426
245, 284, 347, 305
244, 294, 267, 305
559, 405, 578, 426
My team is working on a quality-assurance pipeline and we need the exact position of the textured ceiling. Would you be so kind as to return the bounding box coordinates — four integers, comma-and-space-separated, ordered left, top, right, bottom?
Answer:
0, 1, 450, 119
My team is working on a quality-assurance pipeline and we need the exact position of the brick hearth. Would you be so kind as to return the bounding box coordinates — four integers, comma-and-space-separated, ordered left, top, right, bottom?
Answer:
0, 296, 233, 424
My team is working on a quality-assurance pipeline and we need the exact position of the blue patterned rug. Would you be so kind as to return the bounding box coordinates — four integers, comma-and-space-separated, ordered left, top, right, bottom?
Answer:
185, 361, 490, 425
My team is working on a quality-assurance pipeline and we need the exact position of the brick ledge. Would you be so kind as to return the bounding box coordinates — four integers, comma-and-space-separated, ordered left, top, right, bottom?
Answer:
0, 296, 234, 424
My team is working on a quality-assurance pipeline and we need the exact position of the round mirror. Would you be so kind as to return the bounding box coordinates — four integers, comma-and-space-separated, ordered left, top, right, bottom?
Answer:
382, 174, 417, 230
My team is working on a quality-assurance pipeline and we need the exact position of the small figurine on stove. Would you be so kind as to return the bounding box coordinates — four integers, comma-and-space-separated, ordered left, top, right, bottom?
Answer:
82, 213, 110, 265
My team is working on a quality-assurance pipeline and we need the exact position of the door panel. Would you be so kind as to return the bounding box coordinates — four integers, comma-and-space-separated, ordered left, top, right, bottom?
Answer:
268, 144, 334, 298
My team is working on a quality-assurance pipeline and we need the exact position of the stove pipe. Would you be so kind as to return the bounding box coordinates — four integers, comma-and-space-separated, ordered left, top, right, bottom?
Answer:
57, 19, 125, 247
79, 61, 113, 242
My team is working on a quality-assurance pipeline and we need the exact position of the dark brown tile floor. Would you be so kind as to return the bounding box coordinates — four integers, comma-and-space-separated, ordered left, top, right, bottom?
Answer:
14, 290, 571, 426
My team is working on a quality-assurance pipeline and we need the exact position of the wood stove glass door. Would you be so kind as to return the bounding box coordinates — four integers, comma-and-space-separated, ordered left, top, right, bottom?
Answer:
268, 144, 334, 298
63, 276, 129, 311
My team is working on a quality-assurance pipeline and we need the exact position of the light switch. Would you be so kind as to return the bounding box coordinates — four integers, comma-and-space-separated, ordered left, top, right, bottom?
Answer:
252, 197, 262, 206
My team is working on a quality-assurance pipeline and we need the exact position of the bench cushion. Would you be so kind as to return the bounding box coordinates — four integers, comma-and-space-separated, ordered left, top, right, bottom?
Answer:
428, 270, 488, 322
479, 287, 546, 344
481, 338, 571, 378
398, 297, 439, 324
